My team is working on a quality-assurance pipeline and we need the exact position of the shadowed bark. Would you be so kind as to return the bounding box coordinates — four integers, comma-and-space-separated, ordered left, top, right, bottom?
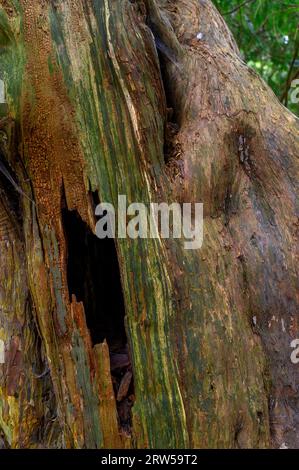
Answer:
0, 0, 298, 449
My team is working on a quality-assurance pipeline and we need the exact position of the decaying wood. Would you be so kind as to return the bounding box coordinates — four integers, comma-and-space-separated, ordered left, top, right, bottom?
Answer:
0, 0, 298, 449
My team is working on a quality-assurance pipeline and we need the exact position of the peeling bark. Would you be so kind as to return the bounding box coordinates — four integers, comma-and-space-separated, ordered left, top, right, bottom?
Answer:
0, 0, 298, 449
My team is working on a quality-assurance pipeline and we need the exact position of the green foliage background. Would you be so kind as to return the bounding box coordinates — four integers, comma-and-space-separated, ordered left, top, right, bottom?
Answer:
213, 0, 299, 116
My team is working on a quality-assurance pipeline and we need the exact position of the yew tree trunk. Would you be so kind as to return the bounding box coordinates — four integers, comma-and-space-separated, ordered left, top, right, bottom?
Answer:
0, 0, 298, 449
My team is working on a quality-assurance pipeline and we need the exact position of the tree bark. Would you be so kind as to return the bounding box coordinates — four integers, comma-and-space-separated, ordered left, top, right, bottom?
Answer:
0, 0, 298, 449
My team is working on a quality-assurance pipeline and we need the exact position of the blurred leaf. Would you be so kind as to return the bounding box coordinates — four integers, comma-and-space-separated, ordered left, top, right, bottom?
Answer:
213, 0, 299, 115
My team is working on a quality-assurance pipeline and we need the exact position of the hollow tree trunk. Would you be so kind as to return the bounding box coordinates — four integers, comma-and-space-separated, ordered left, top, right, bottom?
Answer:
0, 0, 298, 449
